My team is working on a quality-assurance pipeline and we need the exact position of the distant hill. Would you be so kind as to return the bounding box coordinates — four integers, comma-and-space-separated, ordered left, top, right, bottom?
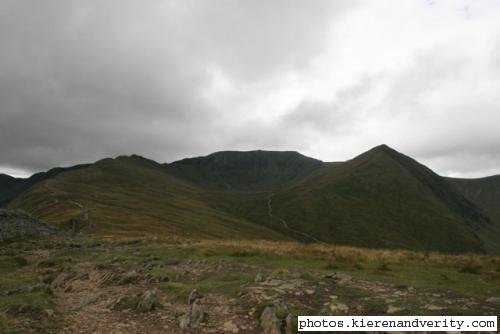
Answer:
166, 150, 325, 191
2, 146, 499, 254
0, 165, 90, 207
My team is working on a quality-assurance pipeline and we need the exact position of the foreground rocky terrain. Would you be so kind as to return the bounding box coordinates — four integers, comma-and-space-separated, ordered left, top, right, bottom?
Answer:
0, 236, 499, 333
0, 209, 58, 242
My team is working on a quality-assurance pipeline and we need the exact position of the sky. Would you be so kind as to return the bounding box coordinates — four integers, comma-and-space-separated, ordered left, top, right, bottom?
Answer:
1, 0, 500, 178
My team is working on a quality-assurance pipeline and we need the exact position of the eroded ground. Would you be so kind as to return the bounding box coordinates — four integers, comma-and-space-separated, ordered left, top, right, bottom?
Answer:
1, 237, 499, 333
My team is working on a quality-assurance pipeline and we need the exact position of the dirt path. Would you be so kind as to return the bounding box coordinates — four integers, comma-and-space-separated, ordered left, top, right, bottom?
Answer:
267, 193, 323, 243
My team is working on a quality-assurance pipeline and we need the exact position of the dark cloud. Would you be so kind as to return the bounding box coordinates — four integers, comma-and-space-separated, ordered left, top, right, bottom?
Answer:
0, 0, 499, 178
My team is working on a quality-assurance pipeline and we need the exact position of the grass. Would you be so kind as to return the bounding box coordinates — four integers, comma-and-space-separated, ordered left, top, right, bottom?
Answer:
1, 235, 499, 333
160, 271, 253, 301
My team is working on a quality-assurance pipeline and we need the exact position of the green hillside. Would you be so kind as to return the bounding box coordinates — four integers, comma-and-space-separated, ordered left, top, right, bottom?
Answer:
0, 165, 89, 206
264, 145, 490, 253
7, 155, 288, 240
447, 175, 500, 253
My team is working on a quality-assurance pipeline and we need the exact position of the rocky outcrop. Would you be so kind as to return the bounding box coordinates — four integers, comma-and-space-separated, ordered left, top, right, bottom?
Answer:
179, 289, 207, 329
0, 209, 58, 241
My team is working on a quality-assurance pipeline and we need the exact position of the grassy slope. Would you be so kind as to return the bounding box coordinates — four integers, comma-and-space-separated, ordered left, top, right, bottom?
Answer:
267, 145, 488, 253
0, 165, 90, 207
446, 175, 500, 254
8, 156, 288, 240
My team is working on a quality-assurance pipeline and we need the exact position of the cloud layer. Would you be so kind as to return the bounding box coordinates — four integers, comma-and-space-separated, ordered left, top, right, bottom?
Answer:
1, 0, 500, 178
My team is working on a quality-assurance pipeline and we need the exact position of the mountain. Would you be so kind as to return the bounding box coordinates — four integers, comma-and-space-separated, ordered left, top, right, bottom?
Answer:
165, 150, 325, 190
446, 175, 500, 253
6, 155, 288, 240
2, 145, 499, 254
0, 164, 90, 207
257, 145, 491, 253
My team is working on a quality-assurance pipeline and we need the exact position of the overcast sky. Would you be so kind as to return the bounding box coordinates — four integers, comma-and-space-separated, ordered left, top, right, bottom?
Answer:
1, 0, 500, 178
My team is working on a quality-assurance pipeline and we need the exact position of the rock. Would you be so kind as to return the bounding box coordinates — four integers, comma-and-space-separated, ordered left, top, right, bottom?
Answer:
329, 303, 349, 313
44, 309, 54, 317
117, 270, 139, 285
0, 209, 59, 241
223, 320, 239, 333
188, 289, 203, 305
179, 289, 207, 329
190, 300, 206, 325
180, 300, 207, 329
111, 295, 140, 311
486, 297, 500, 304
255, 273, 264, 282
285, 313, 294, 334
424, 304, 445, 311
260, 306, 282, 334
387, 305, 404, 314
136, 289, 159, 312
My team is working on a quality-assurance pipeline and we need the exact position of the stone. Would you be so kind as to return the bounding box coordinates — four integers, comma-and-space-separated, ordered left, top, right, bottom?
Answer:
0, 209, 59, 241
486, 297, 500, 304
329, 303, 349, 313
424, 304, 445, 311
179, 290, 208, 329
223, 320, 239, 333
117, 270, 139, 285
44, 309, 55, 317
285, 313, 294, 334
188, 289, 203, 305
387, 305, 404, 314
260, 306, 282, 334
189, 300, 206, 325
136, 289, 159, 312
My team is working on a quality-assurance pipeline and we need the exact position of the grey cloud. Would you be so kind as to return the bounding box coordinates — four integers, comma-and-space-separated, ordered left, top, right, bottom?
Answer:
0, 0, 354, 173
0, 0, 500, 178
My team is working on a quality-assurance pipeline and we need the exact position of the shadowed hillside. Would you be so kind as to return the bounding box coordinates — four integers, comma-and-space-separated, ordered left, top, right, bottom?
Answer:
166, 150, 325, 191
0, 165, 90, 207
264, 145, 491, 253
447, 175, 500, 254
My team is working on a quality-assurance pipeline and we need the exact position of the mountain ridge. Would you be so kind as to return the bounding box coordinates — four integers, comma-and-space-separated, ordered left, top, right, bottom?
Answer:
2, 145, 500, 254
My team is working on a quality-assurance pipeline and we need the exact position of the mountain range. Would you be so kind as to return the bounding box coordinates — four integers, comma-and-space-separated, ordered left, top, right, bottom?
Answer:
1, 145, 499, 254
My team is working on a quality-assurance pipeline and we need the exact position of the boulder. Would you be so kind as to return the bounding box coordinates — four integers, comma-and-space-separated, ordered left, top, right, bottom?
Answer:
136, 289, 159, 312
0, 209, 58, 241
260, 306, 282, 334
117, 270, 139, 285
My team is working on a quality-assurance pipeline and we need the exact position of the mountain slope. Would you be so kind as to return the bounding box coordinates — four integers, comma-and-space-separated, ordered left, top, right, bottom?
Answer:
0, 165, 90, 207
446, 175, 500, 253
264, 145, 490, 253
166, 150, 324, 191
7, 155, 289, 240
